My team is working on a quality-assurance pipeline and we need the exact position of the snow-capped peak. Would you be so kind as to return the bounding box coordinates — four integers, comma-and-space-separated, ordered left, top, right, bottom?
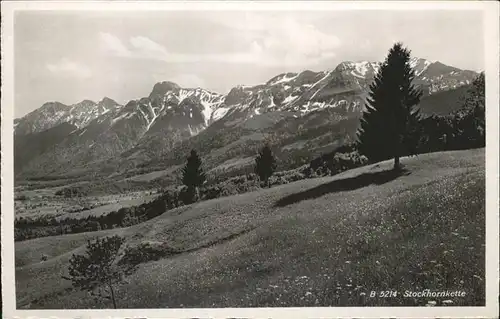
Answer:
335, 58, 434, 78
17, 57, 475, 139
66, 99, 124, 128
409, 57, 433, 76
267, 72, 299, 86
148, 82, 227, 127
335, 61, 380, 78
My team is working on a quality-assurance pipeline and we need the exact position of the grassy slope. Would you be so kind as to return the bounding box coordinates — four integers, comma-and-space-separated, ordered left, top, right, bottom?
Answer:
15, 148, 485, 308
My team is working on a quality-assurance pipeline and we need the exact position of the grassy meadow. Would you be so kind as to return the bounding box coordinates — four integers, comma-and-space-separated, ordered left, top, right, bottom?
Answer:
15, 148, 485, 308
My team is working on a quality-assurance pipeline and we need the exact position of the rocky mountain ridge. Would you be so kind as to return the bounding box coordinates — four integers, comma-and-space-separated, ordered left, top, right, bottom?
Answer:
14, 97, 122, 136
16, 58, 477, 137
14, 58, 479, 180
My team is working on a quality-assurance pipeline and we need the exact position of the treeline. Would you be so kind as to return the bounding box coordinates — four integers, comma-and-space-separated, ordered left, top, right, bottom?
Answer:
54, 178, 168, 198
15, 194, 167, 241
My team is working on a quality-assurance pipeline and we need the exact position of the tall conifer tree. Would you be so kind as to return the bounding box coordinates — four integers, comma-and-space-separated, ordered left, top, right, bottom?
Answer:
181, 150, 206, 200
255, 144, 277, 188
62, 236, 138, 309
357, 42, 423, 169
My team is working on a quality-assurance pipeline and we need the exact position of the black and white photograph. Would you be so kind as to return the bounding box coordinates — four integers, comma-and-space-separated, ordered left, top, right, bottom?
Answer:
1, 1, 499, 318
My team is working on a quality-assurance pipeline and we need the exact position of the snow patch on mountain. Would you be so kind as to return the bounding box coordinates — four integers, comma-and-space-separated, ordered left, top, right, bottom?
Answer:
409, 57, 433, 76
146, 101, 164, 131
137, 105, 150, 126
336, 61, 380, 78
268, 97, 276, 108
168, 88, 226, 125
188, 124, 204, 136
125, 112, 136, 119
354, 61, 371, 77
111, 112, 130, 126
212, 107, 230, 122
200, 99, 220, 125
269, 73, 299, 86
178, 89, 191, 103
283, 95, 298, 105
309, 71, 332, 100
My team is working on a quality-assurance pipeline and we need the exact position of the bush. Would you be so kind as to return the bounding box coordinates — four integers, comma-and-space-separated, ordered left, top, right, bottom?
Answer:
120, 242, 178, 266
179, 186, 196, 205
62, 235, 136, 309
14, 193, 169, 241
15, 194, 28, 201
309, 146, 369, 178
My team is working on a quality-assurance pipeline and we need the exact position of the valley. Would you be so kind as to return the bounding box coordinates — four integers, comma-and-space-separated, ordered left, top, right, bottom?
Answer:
15, 188, 158, 220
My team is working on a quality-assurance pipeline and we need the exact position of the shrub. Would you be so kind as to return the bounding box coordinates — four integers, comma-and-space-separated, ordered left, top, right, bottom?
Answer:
309, 146, 369, 178
15, 194, 28, 201
62, 235, 137, 309
179, 186, 196, 205
120, 242, 178, 266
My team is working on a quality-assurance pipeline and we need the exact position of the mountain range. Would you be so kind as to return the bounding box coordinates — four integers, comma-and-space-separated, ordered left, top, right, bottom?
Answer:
14, 57, 479, 185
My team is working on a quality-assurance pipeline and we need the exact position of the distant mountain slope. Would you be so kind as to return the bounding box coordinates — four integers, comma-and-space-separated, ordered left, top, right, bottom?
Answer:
417, 84, 471, 116
15, 102, 69, 136
14, 98, 122, 136
14, 122, 77, 173
16, 86, 227, 177
14, 58, 479, 180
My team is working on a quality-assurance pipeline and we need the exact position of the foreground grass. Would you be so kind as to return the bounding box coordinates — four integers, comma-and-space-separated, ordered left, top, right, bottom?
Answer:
15, 148, 485, 308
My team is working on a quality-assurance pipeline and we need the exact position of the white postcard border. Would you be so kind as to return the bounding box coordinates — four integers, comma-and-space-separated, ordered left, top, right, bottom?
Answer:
1, 1, 499, 318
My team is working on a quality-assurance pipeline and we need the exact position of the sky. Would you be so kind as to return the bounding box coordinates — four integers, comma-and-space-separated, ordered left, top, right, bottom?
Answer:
14, 9, 484, 117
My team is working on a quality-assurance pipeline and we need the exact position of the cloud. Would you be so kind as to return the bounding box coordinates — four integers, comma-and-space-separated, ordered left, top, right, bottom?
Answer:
206, 13, 342, 66
247, 17, 341, 66
130, 36, 169, 58
100, 32, 172, 61
99, 32, 131, 57
98, 15, 341, 67
46, 58, 92, 79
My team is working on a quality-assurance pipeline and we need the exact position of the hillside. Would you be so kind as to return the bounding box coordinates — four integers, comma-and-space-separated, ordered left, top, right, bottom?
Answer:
14, 122, 77, 171
16, 148, 485, 308
417, 84, 471, 116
